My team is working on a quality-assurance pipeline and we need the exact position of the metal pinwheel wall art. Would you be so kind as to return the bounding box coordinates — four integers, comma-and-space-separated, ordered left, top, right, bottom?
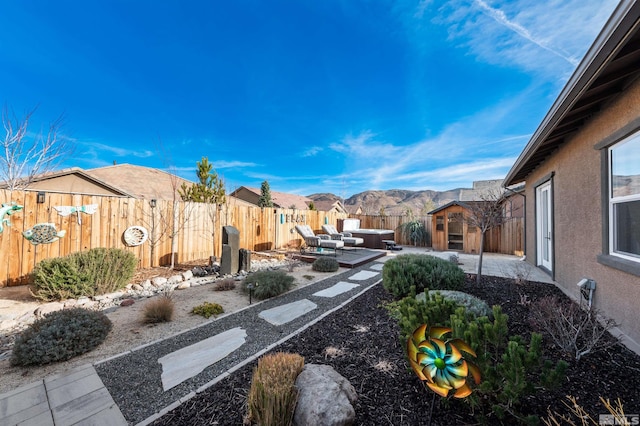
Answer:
407, 324, 481, 399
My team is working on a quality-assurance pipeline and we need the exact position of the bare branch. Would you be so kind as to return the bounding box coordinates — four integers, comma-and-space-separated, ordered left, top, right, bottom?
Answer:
1, 106, 72, 190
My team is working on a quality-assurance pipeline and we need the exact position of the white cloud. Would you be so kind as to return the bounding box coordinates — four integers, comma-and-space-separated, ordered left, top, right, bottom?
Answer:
394, 0, 617, 80
81, 141, 154, 158
302, 146, 323, 157
213, 160, 258, 169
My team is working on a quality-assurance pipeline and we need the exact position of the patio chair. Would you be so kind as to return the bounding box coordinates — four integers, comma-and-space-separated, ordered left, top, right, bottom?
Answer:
295, 224, 344, 256
322, 224, 364, 249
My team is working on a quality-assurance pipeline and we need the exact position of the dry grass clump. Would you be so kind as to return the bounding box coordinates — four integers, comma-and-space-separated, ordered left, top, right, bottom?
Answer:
247, 352, 305, 426
142, 295, 175, 324
213, 278, 236, 291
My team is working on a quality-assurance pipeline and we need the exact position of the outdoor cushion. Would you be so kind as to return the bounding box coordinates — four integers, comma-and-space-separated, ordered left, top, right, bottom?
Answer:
295, 225, 344, 250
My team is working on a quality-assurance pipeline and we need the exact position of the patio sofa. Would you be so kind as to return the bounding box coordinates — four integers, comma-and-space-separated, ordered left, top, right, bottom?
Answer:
340, 219, 395, 249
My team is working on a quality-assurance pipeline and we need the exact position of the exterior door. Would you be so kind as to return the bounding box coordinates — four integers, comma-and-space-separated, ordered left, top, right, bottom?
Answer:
536, 181, 553, 271
447, 212, 464, 251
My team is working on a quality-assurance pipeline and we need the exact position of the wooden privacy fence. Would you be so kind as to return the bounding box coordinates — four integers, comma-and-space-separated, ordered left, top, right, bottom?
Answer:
0, 189, 347, 287
484, 218, 524, 256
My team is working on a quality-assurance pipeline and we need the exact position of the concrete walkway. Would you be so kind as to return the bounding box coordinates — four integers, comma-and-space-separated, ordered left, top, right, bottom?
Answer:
0, 250, 554, 425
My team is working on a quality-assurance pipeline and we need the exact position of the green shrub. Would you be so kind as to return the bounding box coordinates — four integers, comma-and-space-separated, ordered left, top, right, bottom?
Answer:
11, 308, 112, 366
191, 302, 224, 318
247, 352, 305, 426
382, 254, 464, 298
387, 292, 467, 342
31, 248, 137, 301
30, 258, 93, 301
243, 270, 295, 300
69, 248, 137, 295
418, 290, 491, 318
312, 257, 339, 272
142, 295, 175, 323
449, 306, 568, 424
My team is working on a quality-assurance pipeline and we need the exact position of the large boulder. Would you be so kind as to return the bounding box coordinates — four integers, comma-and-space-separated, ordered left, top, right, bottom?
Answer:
294, 364, 357, 426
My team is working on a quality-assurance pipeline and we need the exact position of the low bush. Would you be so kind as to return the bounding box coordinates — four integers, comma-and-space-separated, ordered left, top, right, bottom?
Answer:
142, 295, 175, 324
213, 278, 236, 291
421, 290, 491, 318
243, 270, 295, 300
11, 308, 112, 366
382, 254, 464, 298
30, 258, 93, 301
529, 295, 619, 360
247, 352, 305, 426
312, 257, 339, 272
31, 248, 137, 301
191, 302, 224, 319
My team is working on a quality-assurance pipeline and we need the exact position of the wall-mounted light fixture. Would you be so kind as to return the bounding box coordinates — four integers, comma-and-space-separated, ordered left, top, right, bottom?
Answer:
280, 213, 284, 224
150, 199, 157, 208
37, 191, 46, 204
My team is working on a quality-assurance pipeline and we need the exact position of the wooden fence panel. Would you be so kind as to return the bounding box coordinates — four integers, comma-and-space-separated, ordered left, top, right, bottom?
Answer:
0, 192, 352, 286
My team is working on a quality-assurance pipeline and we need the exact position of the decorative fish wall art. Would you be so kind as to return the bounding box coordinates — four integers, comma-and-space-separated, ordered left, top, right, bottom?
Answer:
54, 204, 99, 224
23, 223, 67, 245
0, 202, 24, 233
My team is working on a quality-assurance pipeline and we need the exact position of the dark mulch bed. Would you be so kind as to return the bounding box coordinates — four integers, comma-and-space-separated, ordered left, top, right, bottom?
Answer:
153, 276, 640, 425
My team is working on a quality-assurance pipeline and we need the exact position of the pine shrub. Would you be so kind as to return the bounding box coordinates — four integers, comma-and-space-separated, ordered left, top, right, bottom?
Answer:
142, 295, 175, 323
11, 308, 112, 366
382, 254, 464, 298
312, 257, 339, 272
243, 270, 295, 300
191, 302, 224, 318
31, 248, 137, 301
247, 352, 304, 426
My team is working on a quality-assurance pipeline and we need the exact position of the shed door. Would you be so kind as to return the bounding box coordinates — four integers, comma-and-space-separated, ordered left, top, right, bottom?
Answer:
447, 212, 464, 251
536, 182, 553, 271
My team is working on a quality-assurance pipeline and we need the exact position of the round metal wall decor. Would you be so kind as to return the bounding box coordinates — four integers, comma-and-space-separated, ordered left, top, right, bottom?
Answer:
123, 226, 148, 246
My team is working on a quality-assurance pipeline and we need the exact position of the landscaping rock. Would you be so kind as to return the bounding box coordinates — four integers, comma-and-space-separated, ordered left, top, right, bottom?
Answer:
151, 277, 168, 288
294, 364, 357, 426
34, 302, 64, 318
168, 275, 183, 285
181, 270, 193, 281
132, 284, 144, 291
120, 299, 135, 307
177, 282, 191, 290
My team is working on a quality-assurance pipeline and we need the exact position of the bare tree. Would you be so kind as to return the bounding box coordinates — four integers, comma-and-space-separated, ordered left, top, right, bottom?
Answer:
1, 106, 72, 189
465, 190, 507, 284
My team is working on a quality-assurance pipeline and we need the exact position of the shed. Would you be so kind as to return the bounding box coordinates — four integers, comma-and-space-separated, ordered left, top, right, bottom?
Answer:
429, 201, 481, 254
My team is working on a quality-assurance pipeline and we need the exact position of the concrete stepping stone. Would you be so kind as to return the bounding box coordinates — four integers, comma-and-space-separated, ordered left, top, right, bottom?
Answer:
312, 282, 359, 298
259, 299, 317, 326
158, 327, 247, 391
369, 263, 384, 271
348, 270, 378, 281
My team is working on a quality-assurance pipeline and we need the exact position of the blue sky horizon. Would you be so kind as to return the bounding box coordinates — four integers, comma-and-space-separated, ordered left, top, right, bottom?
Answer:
0, 1, 619, 198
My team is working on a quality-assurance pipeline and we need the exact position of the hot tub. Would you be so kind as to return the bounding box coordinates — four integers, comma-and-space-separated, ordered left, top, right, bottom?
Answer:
340, 219, 395, 249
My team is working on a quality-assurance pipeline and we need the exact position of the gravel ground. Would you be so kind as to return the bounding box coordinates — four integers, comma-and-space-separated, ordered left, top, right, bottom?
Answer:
151, 276, 640, 426
95, 264, 382, 424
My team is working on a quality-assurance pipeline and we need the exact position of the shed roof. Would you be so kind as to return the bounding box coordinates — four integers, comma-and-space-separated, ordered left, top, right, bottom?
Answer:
505, 1, 640, 185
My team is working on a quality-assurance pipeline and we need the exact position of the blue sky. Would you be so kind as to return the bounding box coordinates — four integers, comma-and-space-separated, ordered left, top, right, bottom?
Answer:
0, 0, 619, 198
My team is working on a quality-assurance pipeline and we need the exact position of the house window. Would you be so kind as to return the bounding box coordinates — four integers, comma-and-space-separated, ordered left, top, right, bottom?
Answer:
436, 215, 444, 231
609, 132, 640, 261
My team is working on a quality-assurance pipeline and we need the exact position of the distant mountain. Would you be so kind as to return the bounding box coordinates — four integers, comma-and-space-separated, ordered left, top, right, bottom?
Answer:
308, 188, 464, 215
308, 180, 504, 215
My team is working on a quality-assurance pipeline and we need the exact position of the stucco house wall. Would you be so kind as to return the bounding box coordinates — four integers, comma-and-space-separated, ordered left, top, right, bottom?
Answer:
524, 76, 640, 349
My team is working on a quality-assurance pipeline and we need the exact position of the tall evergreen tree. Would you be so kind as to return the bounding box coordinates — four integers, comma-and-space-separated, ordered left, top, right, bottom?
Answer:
179, 157, 226, 204
258, 180, 274, 207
